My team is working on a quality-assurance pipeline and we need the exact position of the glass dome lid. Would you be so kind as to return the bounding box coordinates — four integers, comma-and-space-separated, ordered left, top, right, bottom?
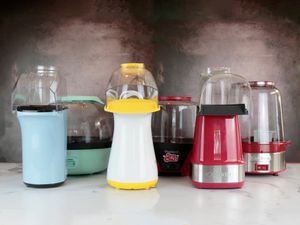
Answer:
199, 71, 251, 116
11, 65, 66, 112
105, 63, 159, 114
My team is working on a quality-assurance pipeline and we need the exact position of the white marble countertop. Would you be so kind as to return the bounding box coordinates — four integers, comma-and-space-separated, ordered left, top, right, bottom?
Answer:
0, 163, 300, 225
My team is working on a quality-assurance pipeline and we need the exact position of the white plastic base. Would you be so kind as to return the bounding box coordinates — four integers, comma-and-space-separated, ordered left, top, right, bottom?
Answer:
107, 113, 158, 184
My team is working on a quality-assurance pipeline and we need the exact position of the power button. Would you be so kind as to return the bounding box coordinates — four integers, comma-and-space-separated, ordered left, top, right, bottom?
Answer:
255, 164, 269, 171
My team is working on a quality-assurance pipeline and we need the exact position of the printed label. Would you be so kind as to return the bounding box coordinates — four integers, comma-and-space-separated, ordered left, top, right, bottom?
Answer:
163, 152, 179, 163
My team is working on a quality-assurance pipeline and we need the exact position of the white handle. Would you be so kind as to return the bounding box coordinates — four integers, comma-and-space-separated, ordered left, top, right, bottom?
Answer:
120, 90, 144, 99
106, 89, 119, 99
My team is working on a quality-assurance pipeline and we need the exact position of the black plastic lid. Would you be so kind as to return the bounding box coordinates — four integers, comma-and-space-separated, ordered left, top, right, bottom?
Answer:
17, 105, 67, 112
200, 104, 248, 116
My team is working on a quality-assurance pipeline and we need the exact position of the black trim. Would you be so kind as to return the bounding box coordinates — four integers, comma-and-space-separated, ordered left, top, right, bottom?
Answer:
24, 181, 65, 188
152, 137, 193, 144
200, 104, 248, 116
67, 142, 112, 149
17, 105, 67, 112
67, 136, 112, 149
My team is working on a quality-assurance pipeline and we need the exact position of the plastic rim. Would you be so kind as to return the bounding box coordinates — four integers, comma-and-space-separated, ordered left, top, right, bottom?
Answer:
16, 105, 67, 112
58, 96, 104, 104
159, 96, 192, 102
249, 81, 275, 87
105, 99, 160, 114
242, 141, 289, 153
120, 63, 145, 75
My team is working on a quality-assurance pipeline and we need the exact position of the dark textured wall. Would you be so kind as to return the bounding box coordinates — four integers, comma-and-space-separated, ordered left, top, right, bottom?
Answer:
1, 0, 300, 162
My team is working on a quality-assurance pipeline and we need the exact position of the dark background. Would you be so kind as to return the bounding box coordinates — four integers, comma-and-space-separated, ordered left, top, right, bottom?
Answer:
1, 0, 300, 162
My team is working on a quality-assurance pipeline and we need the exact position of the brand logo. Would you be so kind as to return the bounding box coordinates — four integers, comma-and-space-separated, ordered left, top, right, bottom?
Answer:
248, 154, 271, 162
163, 152, 179, 163
205, 171, 232, 178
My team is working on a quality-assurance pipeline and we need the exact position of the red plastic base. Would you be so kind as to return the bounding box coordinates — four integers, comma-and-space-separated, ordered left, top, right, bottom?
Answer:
191, 180, 244, 189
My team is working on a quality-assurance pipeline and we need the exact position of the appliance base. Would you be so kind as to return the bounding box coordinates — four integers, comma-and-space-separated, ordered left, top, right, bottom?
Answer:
191, 180, 244, 189
107, 179, 158, 190
191, 164, 245, 189
244, 152, 286, 175
24, 181, 65, 188
154, 141, 192, 176
67, 148, 110, 175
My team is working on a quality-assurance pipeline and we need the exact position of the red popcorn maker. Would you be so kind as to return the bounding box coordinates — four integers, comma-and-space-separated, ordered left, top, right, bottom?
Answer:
190, 69, 251, 189
242, 81, 290, 175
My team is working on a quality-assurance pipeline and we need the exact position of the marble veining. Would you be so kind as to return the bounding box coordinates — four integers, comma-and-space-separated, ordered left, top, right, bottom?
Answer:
0, 163, 299, 225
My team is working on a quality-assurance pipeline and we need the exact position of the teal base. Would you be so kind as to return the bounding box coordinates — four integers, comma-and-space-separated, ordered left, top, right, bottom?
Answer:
67, 148, 110, 175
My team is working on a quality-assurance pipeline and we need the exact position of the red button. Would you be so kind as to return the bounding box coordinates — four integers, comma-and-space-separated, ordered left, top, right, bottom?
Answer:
255, 164, 269, 171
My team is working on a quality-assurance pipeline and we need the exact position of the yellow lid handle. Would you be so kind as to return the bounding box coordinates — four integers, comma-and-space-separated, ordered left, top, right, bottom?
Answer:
121, 63, 145, 76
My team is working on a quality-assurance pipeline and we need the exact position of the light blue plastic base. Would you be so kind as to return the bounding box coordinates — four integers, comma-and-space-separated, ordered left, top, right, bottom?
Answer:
17, 109, 67, 185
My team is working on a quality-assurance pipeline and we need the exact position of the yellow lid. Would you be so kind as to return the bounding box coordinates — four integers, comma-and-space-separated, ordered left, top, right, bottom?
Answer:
121, 63, 145, 76
105, 99, 160, 114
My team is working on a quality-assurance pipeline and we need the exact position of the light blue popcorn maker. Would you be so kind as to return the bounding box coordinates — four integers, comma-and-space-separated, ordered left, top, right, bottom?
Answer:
12, 65, 68, 188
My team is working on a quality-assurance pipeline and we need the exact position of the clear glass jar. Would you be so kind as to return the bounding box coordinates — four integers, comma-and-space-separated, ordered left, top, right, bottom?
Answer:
199, 67, 231, 94
244, 81, 284, 144
200, 71, 251, 106
152, 96, 197, 143
152, 96, 197, 174
105, 63, 159, 114
60, 96, 113, 149
12, 65, 65, 111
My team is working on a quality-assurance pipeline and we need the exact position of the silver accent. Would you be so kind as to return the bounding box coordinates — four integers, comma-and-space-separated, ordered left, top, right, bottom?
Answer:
191, 164, 245, 183
244, 152, 286, 173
